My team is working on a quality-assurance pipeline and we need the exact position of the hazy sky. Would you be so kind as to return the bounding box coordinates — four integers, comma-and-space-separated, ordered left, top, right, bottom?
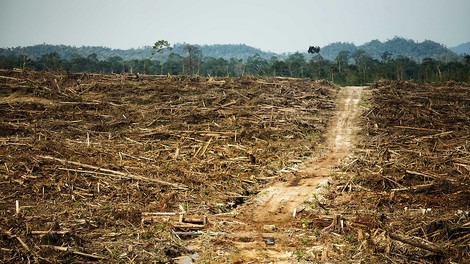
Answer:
1, 0, 469, 53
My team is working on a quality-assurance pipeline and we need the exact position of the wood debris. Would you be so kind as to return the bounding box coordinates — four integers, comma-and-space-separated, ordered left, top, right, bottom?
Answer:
332, 80, 470, 263
0, 69, 337, 262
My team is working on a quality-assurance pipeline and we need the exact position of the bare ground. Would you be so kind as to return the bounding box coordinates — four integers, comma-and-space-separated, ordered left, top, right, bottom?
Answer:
196, 82, 470, 264
0, 70, 339, 263
3, 71, 467, 263
195, 86, 365, 263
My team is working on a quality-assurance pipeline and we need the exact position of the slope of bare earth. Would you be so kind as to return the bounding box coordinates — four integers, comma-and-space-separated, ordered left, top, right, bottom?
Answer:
0, 70, 338, 263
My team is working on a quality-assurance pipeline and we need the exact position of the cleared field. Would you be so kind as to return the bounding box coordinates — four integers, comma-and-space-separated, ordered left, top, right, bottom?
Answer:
3, 70, 468, 263
0, 70, 337, 262
199, 81, 470, 263
332, 81, 470, 263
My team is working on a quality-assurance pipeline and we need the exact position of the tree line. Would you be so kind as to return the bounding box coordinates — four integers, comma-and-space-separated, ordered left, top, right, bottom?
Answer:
1, 44, 469, 85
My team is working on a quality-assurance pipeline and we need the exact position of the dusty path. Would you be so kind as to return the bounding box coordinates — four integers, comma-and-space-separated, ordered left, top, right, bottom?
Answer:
253, 86, 363, 223
205, 86, 365, 262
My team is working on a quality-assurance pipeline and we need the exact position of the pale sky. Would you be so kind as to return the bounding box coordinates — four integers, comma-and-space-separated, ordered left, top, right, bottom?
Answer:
1, 0, 469, 53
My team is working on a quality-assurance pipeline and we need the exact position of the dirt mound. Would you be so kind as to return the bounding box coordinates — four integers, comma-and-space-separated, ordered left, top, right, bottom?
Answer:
0, 69, 338, 262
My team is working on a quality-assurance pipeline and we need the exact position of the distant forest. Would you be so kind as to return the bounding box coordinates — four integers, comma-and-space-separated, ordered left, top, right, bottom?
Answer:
1, 37, 469, 85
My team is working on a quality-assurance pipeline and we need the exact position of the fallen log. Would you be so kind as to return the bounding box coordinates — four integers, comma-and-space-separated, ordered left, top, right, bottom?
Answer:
389, 232, 446, 256
39, 155, 188, 190
202, 100, 237, 114
390, 182, 435, 192
40, 245, 106, 259
405, 170, 439, 180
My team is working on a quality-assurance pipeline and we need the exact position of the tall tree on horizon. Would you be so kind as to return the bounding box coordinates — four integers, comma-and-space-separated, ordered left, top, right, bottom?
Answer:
308, 46, 321, 55
151, 40, 172, 74
152, 40, 172, 55
183, 44, 202, 74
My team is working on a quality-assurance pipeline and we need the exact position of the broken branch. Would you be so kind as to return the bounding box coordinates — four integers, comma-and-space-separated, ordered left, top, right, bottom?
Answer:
39, 155, 188, 190
389, 232, 446, 256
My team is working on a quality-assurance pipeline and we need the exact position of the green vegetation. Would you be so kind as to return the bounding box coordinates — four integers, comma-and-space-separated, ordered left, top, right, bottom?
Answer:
1, 37, 469, 85
0, 43, 275, 61
301, 218, 313, 229
294, 248, 306, 258
300, 237, 310, 245
450, 41, 470, 55
312, 228, 321, 238
321, 37, 459, 62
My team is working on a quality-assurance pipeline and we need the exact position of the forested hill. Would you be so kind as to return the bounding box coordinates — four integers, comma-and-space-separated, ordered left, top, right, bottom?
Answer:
0, 43, 276, 62
450, 42, 470, 55
0, 37, 463, 62
0, 45, 144, 61
320, 37, 459, 62
174, 44, 277, 60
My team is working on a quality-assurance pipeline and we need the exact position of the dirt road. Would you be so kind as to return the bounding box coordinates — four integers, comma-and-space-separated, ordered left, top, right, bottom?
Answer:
205, 86, 365, 262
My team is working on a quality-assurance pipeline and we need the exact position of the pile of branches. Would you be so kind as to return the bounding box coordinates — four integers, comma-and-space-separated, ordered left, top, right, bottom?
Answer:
0, 69, 337, 262
339, 81, 470, 263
